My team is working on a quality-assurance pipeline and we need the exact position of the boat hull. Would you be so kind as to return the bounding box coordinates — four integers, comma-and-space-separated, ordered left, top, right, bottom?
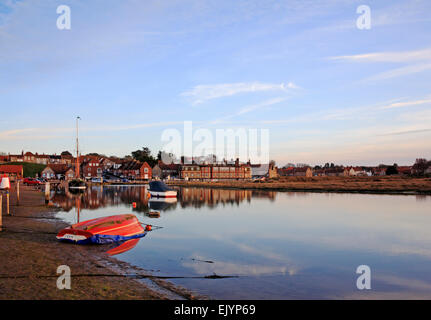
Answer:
56, 214, 146, 244
149, 190, 177, 198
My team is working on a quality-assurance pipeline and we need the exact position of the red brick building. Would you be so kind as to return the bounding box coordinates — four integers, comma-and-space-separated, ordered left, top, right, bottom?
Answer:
81, 158, 103, 179
152, 161, 181, 179
116, 161, 152, 180
0, 165, 24, 180
181, 162, 252, 181
41, 164, 75, 180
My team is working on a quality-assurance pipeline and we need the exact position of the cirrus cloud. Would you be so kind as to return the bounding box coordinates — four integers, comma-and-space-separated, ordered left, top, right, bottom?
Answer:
181, 81, 300, 105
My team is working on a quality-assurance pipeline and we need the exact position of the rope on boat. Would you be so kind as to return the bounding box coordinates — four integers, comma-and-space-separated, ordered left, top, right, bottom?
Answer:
139, 222, 163, 230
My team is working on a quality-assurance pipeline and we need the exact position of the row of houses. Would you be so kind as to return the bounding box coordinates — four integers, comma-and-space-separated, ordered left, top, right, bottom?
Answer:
3, 150, 429, 181
39, 159, 270, 181
277, 165, 419, 177
40, 159, 153, 181
3, 151, 75, 165
152, 160, 278, 181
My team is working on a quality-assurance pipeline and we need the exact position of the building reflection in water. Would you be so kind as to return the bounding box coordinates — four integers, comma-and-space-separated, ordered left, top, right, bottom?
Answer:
51, 186, 278, 213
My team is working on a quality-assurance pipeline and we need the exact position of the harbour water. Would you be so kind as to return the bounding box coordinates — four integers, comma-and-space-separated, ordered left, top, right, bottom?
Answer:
53, 185, 431, 299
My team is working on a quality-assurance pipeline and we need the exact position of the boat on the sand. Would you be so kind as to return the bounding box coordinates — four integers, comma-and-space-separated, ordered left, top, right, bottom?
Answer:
56, 214, 148, 244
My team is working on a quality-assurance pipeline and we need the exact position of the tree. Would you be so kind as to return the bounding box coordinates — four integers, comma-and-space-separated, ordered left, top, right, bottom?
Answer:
386, 164, 398, 175
86, 152, 106, 157
412, 158, 428, 175
61, 151, 72, 156
131, 147, 157, 167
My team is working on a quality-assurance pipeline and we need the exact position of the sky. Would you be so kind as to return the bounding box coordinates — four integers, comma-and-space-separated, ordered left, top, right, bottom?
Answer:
0, 0, 430, 166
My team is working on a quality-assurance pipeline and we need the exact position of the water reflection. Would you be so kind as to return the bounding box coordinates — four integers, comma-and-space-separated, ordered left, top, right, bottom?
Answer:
52, 186, 151, 212
52, 186, 278, 212
106, 238, 142, 256
52, 186, 431, 299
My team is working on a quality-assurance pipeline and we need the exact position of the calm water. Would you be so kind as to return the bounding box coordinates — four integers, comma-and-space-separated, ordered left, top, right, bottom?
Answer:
53, 185, 431, 299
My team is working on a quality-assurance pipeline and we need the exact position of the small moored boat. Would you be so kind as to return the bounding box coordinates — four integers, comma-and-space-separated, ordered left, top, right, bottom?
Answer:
56, 214, 148, 244
148, 181, 177, 198
69, 116, 87, 191
68, 178, 87, 190
147, 211, 160, 218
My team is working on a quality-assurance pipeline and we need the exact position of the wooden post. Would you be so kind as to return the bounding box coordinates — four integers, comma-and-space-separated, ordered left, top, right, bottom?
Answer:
16, 181, 20, 206
6, 191, 9, 215
45, 182, 50, 204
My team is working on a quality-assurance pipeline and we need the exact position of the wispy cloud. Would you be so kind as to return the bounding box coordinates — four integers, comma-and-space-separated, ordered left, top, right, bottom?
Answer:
330, 48, 431, 63
380, 98, 431, 109
181, 81, 299, 105
210, 97, 287, 124
378, 128, 431, 137
0, 121, 185, 141
330, 47, 431, 81
367, 63, 431, 81
0, 127, 71, 141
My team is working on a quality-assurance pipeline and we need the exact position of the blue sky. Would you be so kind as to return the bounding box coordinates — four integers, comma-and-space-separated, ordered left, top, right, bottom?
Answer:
1, 0, 430, 166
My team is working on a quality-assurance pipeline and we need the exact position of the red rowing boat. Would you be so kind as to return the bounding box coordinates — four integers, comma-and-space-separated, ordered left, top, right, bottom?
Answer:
56, 214, 148, 244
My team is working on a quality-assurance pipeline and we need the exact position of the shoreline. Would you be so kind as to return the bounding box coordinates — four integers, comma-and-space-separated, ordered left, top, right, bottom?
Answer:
166, 176, 431, 195
0, 184, 198, 300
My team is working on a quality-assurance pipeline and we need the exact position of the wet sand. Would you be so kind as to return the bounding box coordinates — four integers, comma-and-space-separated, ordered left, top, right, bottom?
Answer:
0, 184, 196, 300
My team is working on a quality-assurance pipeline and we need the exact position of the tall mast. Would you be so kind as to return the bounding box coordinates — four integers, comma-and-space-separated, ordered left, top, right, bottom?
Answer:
76, 116, 81, 179
75, 196, 80, 223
